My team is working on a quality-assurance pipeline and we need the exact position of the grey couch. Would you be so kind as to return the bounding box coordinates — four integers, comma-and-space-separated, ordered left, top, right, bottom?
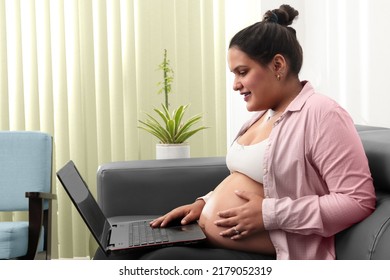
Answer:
94, 125, 390, 259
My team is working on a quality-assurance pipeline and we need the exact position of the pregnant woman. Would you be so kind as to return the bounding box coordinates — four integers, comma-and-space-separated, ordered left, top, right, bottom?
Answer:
150, 4, 375, 260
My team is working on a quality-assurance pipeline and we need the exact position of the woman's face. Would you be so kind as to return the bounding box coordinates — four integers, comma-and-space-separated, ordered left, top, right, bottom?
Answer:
228, 47, 279, 112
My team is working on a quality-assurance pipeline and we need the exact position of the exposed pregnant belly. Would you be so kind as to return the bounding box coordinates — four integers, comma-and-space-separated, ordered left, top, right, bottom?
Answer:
198, 172, 275, 254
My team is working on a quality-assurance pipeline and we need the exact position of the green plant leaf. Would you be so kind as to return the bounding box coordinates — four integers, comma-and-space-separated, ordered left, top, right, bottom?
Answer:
139, 128, 167, 142
161, 104, 172, 119
173, 105, 187, 134
139, 119, 172, 142
153, 108, 170, 125
175, 126, 208, 143
143, 112, 166, 130
167, 119, 176, 138
176, 114, 203, 136
138, 111, 173, 143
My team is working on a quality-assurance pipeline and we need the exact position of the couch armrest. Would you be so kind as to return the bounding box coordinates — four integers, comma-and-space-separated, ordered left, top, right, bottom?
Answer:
336, 193, 390, 259
336, 128, 390, 259
97, 157, 229, 218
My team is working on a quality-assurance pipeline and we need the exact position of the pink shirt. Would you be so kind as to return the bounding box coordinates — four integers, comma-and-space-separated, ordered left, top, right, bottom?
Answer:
234, 81, 376, 259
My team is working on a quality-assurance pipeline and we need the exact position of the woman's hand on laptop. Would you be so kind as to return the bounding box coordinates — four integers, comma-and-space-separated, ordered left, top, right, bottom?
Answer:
150, 199, 205, 228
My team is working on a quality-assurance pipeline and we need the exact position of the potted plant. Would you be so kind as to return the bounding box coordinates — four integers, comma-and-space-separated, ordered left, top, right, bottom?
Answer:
138, 49, 208, 159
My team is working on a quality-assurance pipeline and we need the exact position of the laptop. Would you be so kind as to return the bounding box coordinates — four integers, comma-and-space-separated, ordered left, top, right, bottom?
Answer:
56, 160, 206, 256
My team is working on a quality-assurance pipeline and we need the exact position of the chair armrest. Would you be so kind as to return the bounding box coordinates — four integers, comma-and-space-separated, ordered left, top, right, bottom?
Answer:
25, 192, 57, 200
97, 157, 229, 218
22, 192, 56, 259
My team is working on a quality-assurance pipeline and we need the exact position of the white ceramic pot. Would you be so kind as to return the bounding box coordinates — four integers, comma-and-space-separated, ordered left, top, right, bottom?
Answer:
156, 143, 190, 159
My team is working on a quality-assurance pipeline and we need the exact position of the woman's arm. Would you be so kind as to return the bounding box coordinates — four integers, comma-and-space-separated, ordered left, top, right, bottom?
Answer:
263, 107, 376, 237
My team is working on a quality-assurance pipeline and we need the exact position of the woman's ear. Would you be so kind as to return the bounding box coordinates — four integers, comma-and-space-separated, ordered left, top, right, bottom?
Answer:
272, 54, 287, 73
272, 54, 288, 81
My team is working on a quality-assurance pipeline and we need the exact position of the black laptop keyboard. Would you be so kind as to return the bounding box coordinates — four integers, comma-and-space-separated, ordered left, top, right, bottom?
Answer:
129, 220, 169, 246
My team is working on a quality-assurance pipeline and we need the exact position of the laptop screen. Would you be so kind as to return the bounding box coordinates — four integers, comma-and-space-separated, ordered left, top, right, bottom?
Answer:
57, 161, 110, 249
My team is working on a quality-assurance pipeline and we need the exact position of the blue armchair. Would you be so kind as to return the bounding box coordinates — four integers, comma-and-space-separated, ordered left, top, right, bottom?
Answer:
0, 131, 56, 259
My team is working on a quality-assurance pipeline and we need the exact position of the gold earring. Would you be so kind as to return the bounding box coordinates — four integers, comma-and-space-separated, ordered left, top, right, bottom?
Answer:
276, 74, 281, 81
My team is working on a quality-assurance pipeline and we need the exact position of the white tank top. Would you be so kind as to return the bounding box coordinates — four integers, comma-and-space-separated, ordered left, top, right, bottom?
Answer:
226, 138, 268, 184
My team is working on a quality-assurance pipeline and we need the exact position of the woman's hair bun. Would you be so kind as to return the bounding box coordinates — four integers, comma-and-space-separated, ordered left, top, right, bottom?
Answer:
263, 4, 299, 26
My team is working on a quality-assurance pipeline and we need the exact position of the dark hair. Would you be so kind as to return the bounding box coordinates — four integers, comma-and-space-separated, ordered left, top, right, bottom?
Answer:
229, 4, 303, 76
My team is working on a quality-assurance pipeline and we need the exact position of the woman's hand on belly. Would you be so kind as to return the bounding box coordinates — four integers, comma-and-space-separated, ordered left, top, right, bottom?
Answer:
215, 189, 265, 240
198, 172, 274, 254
